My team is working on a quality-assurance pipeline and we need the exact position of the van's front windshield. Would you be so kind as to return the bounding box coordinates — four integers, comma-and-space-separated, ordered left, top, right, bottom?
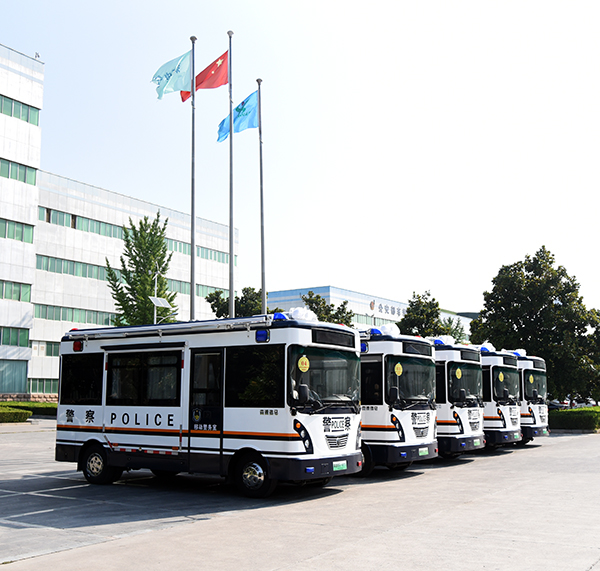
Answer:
448, 363, 483, 403
523, 370, 547, 401
288, 345, 360, 411
493, 366, 519, 402
385, 356, 435, 404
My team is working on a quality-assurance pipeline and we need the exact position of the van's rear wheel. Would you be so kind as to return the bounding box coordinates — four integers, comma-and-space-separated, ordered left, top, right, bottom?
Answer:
82, 444, 122, 485
234, 453, 277, 498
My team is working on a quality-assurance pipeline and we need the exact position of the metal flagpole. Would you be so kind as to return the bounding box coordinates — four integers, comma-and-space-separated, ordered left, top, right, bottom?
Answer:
227, 30, 235, 318
257, 78, 266, 314
190, 36, 197, 321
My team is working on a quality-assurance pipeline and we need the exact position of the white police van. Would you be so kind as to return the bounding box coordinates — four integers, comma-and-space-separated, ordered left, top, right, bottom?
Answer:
359, 326, 437, 475
55, 312, 362, 497
514, 351, 549, 444
479, 344, 522, 448
432, 338, 485, 458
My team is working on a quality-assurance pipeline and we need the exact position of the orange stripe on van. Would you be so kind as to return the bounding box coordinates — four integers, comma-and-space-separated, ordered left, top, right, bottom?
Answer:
57, 424, 102, 431
223, 430, 299, 438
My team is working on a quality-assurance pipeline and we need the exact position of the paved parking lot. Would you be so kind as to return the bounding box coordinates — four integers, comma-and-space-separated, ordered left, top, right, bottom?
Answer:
1, 419, 599, 570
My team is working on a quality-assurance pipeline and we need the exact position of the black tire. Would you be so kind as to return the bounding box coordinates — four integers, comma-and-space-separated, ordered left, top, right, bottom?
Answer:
439, 451, 461, 460
234, 453, 278, 498
309, 477, 333, 487
356, 442, 375, 477
387, 461, 413, 471
516, 438, 532, 447
82, 444, 122, 485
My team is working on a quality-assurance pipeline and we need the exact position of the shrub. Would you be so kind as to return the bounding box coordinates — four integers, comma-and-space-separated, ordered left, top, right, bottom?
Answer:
548, 407, 600, 431
0, 402, 57, 417
0, 407, 32, 423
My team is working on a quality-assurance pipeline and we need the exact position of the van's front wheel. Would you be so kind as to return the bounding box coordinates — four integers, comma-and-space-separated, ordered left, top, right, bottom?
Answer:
234, 453, 277, 498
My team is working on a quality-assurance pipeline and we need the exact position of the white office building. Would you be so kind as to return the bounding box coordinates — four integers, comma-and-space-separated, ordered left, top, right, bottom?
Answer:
0, 44, 235, 399
267, 286, 473, 332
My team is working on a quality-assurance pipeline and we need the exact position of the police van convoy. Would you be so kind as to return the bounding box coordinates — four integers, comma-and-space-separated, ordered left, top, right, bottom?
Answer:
55, 311, 549, 496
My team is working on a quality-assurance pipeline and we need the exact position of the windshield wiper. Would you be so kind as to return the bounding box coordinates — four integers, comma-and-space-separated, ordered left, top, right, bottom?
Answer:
302, 394, 360, 415
394, 399, 425, 411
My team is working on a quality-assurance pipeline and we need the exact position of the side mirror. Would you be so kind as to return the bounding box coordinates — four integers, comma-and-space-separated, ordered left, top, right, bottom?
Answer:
389, 386, 400, 405
533, 389, 538, 400
297, 384, 310, 405
503, 387, 509, 400
459, 388, 467, 403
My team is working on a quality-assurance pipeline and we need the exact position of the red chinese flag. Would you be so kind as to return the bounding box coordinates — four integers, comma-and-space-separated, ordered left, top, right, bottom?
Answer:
180, 51, 228, 102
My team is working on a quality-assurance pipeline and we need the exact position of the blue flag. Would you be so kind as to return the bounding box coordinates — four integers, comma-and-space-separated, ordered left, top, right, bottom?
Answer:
217, 91, 258, 142
152, 51, 192, 100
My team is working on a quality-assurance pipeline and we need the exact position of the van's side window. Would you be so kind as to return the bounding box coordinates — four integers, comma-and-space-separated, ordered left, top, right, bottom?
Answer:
107, 351, 181, 406
225, 345, 285, 408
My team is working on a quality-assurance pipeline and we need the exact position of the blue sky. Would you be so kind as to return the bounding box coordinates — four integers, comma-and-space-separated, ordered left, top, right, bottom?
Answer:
4, 0, 600, 313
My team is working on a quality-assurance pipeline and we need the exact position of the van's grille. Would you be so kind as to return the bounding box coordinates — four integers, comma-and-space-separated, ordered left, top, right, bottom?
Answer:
325, 434, 349, 449
414, 427, 429, 438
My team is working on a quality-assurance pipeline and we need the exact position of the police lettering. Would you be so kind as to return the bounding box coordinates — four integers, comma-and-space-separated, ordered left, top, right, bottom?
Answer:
107, 410, 174, 428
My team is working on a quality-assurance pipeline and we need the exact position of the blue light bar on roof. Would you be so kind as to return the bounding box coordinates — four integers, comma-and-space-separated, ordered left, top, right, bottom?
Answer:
273, 313, 288, 321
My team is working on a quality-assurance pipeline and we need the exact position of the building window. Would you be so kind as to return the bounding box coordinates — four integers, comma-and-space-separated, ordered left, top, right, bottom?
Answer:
1, 327, 29, 347
0, 280, 31, 302
0, 94, 40, 126
36, 254, 118, 283
38, 206, 123, 238
0, 158, 36, 186
0, 218, 34, 243
34, 303, 115, 326
196, 284, 230, 299
28, 378, 59, 395
166, 278, 191, 296
30, 341, 60, 357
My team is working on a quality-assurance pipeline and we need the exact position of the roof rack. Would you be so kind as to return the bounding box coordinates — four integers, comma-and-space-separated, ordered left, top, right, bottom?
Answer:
65, 314, 279, 341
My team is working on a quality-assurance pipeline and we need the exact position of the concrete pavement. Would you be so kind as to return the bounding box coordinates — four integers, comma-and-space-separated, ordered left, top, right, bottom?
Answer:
1, 420, 599, 570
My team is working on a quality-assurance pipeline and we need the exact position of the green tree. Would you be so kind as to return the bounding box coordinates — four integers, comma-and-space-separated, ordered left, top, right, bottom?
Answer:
442, 316, 467, 343
206, 287, 281, 318
106, 213, 176, 326
300, 291, 354, 327
470, 246, 599, 399
397, 291, 446, 337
